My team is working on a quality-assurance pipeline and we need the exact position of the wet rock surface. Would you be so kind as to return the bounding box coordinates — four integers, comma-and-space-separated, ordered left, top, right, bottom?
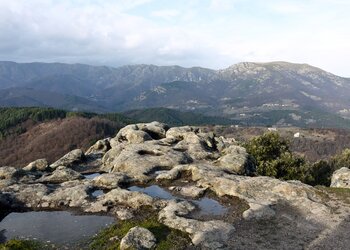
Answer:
0, 122, 350, 249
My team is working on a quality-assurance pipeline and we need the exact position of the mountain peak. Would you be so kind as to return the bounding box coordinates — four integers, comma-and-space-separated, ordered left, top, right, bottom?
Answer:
221, 61, 328, 77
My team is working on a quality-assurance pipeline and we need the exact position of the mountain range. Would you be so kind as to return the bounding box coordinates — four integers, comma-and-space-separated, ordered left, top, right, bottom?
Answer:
1, 61, 350, 128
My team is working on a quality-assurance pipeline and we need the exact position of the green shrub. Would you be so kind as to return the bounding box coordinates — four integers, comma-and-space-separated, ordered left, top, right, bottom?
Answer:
305, 160, 333, 186
244, 132, 289, 164
245, 132, 311, 182
331, 148, 350, 169
307, 148, 350, 186
310, 148, 350, 186
0, 239, 42, 250
244, 132, 350, 186
253, 152, 308, 181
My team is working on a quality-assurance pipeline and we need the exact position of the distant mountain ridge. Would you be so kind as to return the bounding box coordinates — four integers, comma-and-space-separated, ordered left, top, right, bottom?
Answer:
1, 61, 350, 128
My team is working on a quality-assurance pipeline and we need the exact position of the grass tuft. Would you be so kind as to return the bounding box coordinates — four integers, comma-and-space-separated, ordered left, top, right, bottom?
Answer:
89, 214, 191, 250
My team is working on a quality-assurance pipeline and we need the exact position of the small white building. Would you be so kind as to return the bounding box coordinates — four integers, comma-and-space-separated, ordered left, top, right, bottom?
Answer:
268, 127, 277, 132
294, 132, 300, 138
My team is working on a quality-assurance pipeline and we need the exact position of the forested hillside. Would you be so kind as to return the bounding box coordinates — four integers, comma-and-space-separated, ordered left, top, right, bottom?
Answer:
0, 107, 234, 167
123, 107, 233, 126
0, 107, 133, 138
2, 61, 350, 128
0, 108, 133, 167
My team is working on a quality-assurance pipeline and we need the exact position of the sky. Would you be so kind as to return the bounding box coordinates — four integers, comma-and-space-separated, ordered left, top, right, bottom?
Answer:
0, 0, 349, 76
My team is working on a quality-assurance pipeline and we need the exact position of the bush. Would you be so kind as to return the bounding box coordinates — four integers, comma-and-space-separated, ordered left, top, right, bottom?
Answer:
331, 148, 350, 169
244, 132, 350, 186
305, 160, 333, 186
265, 152, 308, 181
244, 132, 289, 164
310, 148, 350, 186
245, 132, 310, 182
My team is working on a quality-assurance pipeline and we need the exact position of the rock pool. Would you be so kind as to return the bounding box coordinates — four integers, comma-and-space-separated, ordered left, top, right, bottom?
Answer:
0, 211, 114, 244
128, 185, 228, 216
83, 172, 101, 179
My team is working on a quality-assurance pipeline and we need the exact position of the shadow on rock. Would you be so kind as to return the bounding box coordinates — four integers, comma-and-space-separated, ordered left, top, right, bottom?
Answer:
229, 202, 327, 250
307, 213, 350, 250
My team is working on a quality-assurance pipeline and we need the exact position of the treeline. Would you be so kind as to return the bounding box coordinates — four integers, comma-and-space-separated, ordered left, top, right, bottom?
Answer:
244, 132, 350, 186
0, 107, 135, 167
0, 107, 232, 139
0, 116, 123, 167
0, 107, 133, 139
124, 107, 233, 126
0, 107, 66, 138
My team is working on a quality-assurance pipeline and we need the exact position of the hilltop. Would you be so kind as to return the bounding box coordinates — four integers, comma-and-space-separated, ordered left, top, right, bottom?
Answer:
1, 121, 349, 249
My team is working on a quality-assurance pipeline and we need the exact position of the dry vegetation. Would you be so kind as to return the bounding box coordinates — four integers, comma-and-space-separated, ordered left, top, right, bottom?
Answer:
210, 126, 350, 162
0, 117, 121, 167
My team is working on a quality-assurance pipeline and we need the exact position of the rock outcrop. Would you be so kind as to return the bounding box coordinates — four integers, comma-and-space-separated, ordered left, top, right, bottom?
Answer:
111, 121, 168, 145
1, 122, 349, 249
50, 149, 85, 169
170, 185, 207, 198
216, 145, 255, 175
39, 166, 83, 183
0, 166, 23, 180
23, 159, 49, 171
156, 163, 330, 220
120, 226, 156, 250
101, 122, 255, 180
159, 200, 234, 248
102, 141, 191, 182
331, 167, 350, 188
86, 138, 111, 155
92, 173, 130, 189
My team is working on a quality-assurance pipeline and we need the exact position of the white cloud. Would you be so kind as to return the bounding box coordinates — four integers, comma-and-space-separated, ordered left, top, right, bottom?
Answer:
268, 2, 305, 14
209, 0, 235, 11
151, 9, 180, 19
0, 0, 349, 76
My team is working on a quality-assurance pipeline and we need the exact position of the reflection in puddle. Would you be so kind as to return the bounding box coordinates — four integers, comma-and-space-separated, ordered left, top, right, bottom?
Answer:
193, 197, 228, 216
128, 185, 174, 200
128, 185, 228, 216
0, 211, 114, 244
83, 173, 101, 179
91, 190, 104, 197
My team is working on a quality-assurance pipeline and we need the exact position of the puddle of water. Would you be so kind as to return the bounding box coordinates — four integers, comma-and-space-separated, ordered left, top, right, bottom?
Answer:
155, 170, 168, 175
128, 185, 175, 200
83, 173, 101, 179
91, 190, 104, 197
194, 198, 228, 216
128, 185, 227, 216
0, 211, 114, 244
